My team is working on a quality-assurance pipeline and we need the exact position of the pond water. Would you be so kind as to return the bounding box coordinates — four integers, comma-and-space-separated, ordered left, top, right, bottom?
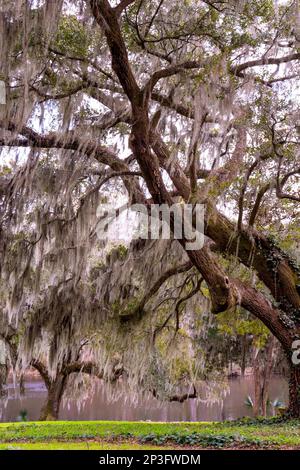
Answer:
0, 375, 288, 422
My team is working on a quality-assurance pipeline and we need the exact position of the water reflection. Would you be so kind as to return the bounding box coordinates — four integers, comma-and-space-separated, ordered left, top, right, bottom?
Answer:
0, 376, 288, 422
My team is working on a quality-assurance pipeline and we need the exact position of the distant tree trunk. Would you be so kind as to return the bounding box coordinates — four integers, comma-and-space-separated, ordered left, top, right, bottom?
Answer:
252, 337, 277, 417
0, 363, 8, 397
287, 365, 300, 418
32, 358, 106, 421
253, 351, 261, 416
19, 373, 25, 396
241, 336, 247, 377
39, 374, 67, 421
261, 338, 275, 416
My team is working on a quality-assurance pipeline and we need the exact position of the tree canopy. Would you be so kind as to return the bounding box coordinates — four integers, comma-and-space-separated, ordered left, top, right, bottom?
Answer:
0, 0, 299, 418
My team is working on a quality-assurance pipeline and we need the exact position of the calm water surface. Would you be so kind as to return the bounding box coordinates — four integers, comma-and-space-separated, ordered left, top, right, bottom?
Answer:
0, 376, 288, 422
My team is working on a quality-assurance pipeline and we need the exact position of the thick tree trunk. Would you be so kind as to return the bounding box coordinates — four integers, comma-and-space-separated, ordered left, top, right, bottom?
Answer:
39, 375, 67, 421
287, 365, 300, 418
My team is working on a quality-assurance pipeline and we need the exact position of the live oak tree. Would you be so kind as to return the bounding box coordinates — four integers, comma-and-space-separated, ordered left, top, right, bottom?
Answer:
0, 310, 124, 420
0, 237, 212, 420
0, 0, 300, 416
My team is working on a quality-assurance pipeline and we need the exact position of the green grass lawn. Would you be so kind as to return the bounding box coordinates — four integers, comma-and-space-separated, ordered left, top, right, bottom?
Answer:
0, 418, 299, 450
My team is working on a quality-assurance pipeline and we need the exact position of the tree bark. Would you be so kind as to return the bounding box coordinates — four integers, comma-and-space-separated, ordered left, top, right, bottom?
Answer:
39, 375, 67, 421
287, 365, 300, 418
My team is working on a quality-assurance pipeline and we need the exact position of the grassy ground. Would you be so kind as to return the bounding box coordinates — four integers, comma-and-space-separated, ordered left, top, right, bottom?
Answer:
0, 418, 300, 450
